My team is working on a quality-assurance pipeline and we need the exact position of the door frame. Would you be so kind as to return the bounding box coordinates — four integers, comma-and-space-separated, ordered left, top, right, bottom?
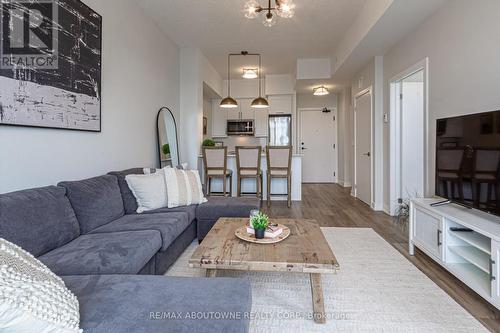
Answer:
353, 87, 374, 207
298, 107, 338, 183
389, 58, 429, 215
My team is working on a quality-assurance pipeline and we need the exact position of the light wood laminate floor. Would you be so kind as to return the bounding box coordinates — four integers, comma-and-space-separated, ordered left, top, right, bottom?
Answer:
261, 183, 500, 332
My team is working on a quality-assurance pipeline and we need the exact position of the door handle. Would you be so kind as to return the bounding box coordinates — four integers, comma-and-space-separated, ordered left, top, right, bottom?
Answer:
490, 259, 496, 281
362, 152, 371, 157
437, 229, 442, 246
301, 147, 307, 150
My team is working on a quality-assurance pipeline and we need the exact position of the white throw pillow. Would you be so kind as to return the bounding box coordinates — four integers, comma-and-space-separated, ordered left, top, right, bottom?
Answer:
125, 171, 168, 213
0, 238, 82, 333
164, 168, 207, 208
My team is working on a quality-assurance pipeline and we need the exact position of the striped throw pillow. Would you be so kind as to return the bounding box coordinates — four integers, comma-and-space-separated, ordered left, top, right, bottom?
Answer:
164, 168, 207, 208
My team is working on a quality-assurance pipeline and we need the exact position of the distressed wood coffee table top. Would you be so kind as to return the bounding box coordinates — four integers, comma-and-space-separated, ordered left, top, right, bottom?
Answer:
189, 218, 339, 274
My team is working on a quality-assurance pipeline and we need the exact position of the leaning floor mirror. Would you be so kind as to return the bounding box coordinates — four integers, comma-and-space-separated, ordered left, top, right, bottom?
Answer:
157, 107, 180, 168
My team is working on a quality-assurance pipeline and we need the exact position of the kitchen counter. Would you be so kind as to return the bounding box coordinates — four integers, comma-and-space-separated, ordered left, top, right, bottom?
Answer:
197, 154, 302, 201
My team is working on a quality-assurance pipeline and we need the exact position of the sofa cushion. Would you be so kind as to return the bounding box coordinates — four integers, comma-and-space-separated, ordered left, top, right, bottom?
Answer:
196, 197, 260, 240
38, 230, 161, 276
90, 212, 190, 251
108, 168, 155, 214
144, 204, 197, 223
59, 175, 124, 233
0, 186, 80, 257
62, 275, 252, 333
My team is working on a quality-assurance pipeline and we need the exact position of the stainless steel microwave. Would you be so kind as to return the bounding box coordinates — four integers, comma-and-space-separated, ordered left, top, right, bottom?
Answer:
227, 120, 254, 136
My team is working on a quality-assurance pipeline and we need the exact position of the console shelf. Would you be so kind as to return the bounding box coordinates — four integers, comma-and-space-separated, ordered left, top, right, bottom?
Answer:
449, 230, 490, 255
448, 245, 490, 274
446, 263, 491, 297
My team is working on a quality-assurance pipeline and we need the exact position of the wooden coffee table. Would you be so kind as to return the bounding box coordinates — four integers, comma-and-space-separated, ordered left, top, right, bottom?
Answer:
189, 218, 339, 323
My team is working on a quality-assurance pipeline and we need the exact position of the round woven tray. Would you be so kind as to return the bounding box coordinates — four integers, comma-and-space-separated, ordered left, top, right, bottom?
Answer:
235, 224, 290, 244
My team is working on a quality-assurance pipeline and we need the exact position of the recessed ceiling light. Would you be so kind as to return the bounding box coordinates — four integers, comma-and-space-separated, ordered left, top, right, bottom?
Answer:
313, 85, 329, 96
242, 68, 258, 79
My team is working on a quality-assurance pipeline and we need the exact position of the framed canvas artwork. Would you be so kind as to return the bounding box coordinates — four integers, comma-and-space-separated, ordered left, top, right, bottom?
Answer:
0, 0, 102, 132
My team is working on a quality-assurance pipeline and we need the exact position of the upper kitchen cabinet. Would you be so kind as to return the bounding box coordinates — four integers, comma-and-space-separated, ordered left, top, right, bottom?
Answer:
239, 99, 255, 120
211, 99, 228, 138
268, 95, 292, 115
254, 107, 268, 137
226, 104, 241, 120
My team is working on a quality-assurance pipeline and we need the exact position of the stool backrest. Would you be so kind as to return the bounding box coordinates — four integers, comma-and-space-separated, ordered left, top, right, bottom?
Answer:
437, 148, 464, 172
202, 146, 227, 174
266, 146, 292, 173
236, 146, 261, 174
474, 149, 500, 174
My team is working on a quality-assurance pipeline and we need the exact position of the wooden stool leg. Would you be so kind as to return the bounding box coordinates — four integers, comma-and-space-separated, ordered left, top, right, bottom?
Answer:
223, 175, 227, 197
237, 175, 241, 197
256, 176, 260, 198
267, 173, 271, 207
287, 175, 291, 208
229, 174, 233, 197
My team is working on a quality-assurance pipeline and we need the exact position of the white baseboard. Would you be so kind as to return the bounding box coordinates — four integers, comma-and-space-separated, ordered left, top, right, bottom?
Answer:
339, 180, 352, 188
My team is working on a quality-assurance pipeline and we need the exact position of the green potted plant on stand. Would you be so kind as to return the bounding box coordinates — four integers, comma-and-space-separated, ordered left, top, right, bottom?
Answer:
250, 212, 269, 239
162, 144, 170, 157
202, 139, 216, 147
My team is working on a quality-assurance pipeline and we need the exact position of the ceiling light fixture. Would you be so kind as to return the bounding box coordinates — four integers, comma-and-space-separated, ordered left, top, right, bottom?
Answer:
313, 85, 330, 96
221, 51, 269, 110
242, 68, 258, 79
244, 0, 295, 27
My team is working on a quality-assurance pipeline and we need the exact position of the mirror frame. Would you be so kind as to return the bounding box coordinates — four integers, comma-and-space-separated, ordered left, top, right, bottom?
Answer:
156, 106, 180, 168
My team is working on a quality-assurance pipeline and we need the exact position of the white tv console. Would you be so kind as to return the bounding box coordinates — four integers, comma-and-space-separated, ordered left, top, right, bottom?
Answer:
409, 198, 500, 309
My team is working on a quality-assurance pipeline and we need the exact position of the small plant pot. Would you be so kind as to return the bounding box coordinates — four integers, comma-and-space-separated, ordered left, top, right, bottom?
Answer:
254, 228, 266, 239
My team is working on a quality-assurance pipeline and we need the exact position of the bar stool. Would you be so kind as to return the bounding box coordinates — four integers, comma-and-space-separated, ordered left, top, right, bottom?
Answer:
202, 146, 232, 197
235, 146, 263, 198
266, 146, 292, 207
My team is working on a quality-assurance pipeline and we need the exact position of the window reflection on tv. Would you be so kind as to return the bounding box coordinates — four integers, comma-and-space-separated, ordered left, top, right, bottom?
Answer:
436, 110, 500, 216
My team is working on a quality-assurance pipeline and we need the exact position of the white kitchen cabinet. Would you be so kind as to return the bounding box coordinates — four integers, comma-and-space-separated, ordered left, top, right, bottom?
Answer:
239, 99, 255, 120
268, 95, 292, 115
226, 104, 241, 120
211, 100, 227, 138
254, 108, 268, 137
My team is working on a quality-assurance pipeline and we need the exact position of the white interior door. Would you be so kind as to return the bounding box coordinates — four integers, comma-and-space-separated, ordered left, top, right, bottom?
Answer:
400, 70, 425, 199
300, 108, 337, 183
355, 91, 372, 206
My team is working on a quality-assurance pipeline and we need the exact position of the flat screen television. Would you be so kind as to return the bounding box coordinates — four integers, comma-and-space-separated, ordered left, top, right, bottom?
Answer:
436, 110, 500, 217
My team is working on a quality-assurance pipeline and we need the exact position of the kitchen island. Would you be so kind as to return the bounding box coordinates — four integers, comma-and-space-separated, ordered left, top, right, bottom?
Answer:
197, 153, 302, 201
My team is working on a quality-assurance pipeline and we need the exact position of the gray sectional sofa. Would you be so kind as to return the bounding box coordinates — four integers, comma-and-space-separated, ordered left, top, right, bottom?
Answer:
0, 168, 260, 333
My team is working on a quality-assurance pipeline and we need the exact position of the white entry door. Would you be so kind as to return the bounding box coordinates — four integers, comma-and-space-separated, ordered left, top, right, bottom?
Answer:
300, 108, 337, 183
355, 91, 372, 206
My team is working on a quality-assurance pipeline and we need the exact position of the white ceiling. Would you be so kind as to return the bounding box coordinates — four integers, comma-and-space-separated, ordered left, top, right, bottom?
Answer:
135, 0, 366, 78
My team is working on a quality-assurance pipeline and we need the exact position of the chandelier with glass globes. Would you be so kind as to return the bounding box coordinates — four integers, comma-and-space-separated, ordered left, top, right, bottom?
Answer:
244, 0, 295, 27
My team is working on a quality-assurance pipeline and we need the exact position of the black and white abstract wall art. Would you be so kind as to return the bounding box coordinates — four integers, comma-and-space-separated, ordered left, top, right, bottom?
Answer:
0, 0, 102, 132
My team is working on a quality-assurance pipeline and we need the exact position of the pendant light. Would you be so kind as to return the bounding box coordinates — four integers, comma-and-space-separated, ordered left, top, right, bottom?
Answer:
251, 53, 269, 109
220, 53, 238, 108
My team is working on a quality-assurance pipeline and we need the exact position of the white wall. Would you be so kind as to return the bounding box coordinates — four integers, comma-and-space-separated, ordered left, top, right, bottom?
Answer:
382, 0, 500, 209
337, 87, 352, 187
296, 93, 337, 110
0, 0, 180, 193
179, 48, 222, 169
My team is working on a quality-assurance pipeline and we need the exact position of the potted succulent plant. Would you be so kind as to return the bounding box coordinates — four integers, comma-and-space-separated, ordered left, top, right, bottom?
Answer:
250, 212, 269, 239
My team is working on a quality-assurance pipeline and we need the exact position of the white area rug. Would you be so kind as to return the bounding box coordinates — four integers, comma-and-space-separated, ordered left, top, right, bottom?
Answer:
165, 227, 487, 332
